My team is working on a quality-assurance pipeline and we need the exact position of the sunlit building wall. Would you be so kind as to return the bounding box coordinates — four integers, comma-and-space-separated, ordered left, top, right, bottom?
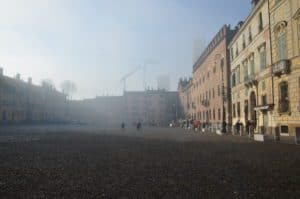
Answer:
269, 0, 300, 136
229, 0, 273, 134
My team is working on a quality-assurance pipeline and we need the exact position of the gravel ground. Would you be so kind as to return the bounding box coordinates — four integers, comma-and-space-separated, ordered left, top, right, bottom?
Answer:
0, 126, 299, 199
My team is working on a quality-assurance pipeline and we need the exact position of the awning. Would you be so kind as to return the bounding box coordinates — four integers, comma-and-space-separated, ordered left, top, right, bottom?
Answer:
254, 104, 274, 111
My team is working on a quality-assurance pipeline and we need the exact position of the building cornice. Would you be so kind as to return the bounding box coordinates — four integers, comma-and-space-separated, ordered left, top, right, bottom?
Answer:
193, 25, 231, 73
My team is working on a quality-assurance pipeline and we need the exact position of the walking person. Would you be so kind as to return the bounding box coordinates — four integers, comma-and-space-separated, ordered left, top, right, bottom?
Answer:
137, 122, 142, 131
246, 120, 250, 137
235, 121, 239, 135
121, 122, 125, 131
249, 121, 254, 139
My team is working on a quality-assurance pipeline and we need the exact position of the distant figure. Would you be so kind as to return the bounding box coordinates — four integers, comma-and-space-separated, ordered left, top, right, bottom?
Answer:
235, 119, 241, 135
222, 121, 227, 133
248, 121, 255, 138
137, 122, 142, 131
246, 120, 250, 135
121, 122, 125, 131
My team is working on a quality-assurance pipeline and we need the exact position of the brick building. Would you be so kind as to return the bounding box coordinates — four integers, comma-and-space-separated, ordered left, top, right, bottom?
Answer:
192, 25, 236, 131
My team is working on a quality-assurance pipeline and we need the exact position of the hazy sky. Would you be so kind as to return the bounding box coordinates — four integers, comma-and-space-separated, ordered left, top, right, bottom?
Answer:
0, 0, 251, 99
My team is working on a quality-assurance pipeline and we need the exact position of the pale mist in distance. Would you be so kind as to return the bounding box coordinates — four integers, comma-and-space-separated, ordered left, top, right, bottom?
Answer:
0, 0, 250, 99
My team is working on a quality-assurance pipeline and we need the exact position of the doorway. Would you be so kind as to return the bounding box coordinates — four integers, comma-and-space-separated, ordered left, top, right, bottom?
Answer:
250, 92, 257, 130
262, 112, 268, 134
244, 100, 249, 122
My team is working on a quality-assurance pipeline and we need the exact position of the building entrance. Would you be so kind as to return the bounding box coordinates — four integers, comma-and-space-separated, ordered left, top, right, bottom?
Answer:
250, 92, 257, 127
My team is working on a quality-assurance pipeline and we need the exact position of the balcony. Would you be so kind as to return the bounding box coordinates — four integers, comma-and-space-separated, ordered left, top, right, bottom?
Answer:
272, 59, 290, 76
254, 104, 274, 112
244, 74, 258, 87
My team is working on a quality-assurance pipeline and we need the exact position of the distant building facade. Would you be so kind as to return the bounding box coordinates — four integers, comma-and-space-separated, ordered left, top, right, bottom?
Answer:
124, 90, 180, 126
178, 78, 193, 119
70, 90, 181, 127
192, 25, 236, 131
0, 69, 67, 124
69, 96, 124, 126
269, 0, 300, 136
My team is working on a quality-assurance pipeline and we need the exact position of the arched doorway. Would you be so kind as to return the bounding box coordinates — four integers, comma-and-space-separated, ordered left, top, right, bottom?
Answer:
250, 92, 257, 123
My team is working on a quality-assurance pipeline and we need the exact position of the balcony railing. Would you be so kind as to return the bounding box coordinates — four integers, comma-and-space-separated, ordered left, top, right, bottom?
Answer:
244, 74, 257, 87
272, 59, 290, 76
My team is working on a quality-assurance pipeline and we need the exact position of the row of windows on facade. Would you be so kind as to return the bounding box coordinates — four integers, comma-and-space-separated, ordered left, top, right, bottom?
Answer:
232, 80, 298, 115
0, 99, 64, 108
1, 110, 57, 122
232, 95, 267, 119
230, 11, 264, 61
194, 85, 224, 105
195, 108, 224, 122
194, 59, 225, 90
231, 45, 267, 87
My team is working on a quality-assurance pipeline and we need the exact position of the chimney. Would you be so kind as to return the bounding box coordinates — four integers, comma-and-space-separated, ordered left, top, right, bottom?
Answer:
16, 73, 20, 80
0, 68, 3, 76
238, 21, 244, 29
28, 77, 32, 84
235, 21, 244, 31
251, 0, 260, 8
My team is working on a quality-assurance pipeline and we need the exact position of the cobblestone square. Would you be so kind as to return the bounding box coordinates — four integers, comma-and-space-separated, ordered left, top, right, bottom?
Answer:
0, 126, 299, 198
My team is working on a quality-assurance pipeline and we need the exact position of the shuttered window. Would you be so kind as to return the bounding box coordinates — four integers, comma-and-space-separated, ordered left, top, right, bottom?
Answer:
279, 82, 289, 113
278, 33, 287, 60
243, 61, 248, 81
250, 58, 255, 76
260, 48, 266, 70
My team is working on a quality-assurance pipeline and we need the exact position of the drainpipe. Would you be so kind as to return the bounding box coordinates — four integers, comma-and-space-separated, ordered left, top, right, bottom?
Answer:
256, 82, 259, 134
268, 0, 275, 135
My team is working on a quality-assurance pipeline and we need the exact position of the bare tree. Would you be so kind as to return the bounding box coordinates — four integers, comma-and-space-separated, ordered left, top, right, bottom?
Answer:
41, 79, 56, 90
60, 80, 77, 99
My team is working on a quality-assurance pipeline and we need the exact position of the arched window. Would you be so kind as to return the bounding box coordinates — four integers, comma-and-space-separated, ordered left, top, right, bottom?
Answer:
278, 81, 289, 113
274, 21, 288, 61
293, 9, 300, 54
